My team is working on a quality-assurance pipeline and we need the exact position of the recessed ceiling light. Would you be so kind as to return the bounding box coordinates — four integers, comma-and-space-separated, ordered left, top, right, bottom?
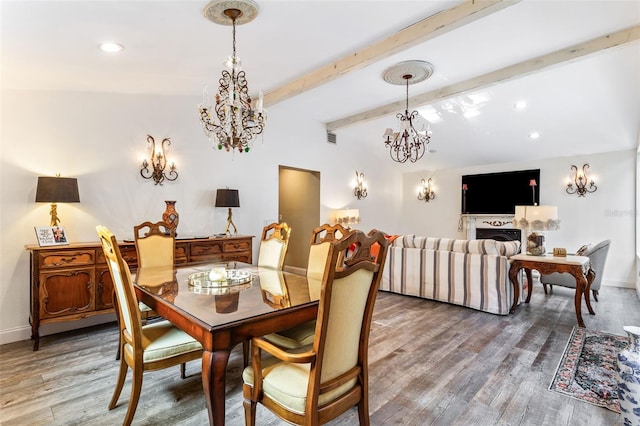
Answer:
529, 131, 540, 140
514, 100, 527, 110
99, 42, 124, 53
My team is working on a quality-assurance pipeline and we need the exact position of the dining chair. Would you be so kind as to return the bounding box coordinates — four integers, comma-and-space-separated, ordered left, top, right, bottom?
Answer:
242, 229, 390, 425
261, 223, 354, 350
257, 222, 291, 270
97, 225, 202, 426
244, 222, 292, 365
114, 221, 175, 361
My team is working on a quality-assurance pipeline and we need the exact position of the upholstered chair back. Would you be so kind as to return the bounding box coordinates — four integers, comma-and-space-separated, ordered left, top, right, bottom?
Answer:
98, 226, 142, 349
257, 222, 291, 270
134, 221, 175, 268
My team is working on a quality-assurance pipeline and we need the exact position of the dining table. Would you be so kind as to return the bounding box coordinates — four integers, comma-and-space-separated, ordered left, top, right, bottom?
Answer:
132, 262, 321, 426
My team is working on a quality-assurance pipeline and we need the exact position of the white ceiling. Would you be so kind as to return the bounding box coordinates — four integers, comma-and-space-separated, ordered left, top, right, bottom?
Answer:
2, 0, 639, 170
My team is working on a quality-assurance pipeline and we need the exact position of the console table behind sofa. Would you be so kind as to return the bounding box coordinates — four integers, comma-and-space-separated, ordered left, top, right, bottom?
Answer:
25, 235, 253, 350
381, 235, 521, 315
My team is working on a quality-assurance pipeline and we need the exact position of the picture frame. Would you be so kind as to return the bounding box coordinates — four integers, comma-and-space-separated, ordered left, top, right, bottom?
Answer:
35, 226, 69, 246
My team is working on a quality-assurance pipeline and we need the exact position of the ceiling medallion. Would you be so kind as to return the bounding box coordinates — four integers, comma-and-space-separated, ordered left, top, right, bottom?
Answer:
382, 60, 434, 164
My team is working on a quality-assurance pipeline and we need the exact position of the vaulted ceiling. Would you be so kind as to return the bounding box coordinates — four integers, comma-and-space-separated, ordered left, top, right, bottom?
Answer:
2, 0, 639, 170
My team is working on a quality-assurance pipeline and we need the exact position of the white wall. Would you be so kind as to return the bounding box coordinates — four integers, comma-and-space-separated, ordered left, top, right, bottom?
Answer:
2, 89, 636, 345
400, 149, 637, 288
0, 89, 401, 344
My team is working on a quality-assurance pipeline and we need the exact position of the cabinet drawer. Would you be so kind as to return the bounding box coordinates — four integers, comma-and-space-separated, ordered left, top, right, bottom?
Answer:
223, 239, 251, 253
175, 243, 188, 263
96, 245, 138, 266
190, 241, 223, 258
39, 250, 95, 268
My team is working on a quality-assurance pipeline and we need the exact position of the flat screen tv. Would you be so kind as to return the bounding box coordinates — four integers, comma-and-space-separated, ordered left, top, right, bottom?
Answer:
461, 169, 540, 215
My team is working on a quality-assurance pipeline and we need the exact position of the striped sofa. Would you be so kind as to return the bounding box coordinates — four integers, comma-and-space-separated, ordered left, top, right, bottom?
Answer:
380, 235, 521, 315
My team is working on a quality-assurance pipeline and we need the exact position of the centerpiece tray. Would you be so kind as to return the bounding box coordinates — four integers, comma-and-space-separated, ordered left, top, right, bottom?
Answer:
188, 269, 252, 288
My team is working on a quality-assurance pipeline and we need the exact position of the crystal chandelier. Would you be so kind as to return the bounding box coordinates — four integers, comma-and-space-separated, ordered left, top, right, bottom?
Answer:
382, 61, 434, 163
198, 0, 265, 154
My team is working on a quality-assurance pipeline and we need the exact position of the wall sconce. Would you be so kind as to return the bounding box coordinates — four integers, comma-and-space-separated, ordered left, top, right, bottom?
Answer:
566, 163, 597, 197
418, 178, 435, 202
140, 135, 178, 185
353, 170, 367, 200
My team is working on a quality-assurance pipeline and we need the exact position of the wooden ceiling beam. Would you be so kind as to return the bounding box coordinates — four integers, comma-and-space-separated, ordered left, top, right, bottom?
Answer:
327, 25, 640, 132
263, 0, 520, 107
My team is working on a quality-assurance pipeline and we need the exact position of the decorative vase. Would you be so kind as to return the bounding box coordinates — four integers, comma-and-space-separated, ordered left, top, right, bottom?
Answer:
162, 200, 179, 236
526, 231, 546, 256
616, 326, 640, 426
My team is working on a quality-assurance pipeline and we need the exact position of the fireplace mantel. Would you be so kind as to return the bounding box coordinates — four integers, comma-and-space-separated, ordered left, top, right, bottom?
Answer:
460, 214, 517, 240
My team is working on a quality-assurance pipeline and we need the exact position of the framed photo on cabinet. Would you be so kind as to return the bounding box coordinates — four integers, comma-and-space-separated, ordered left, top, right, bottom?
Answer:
34, 226, 69, 246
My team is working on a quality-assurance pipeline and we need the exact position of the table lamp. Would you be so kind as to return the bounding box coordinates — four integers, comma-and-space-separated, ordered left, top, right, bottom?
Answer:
513, 205, 560, 255
215, 188, 240, 236
35, 176, 80, 226
334, 209, 360, 229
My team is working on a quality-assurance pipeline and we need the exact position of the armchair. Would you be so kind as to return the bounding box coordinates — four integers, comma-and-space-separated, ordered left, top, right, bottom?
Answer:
540, 240, 611, 301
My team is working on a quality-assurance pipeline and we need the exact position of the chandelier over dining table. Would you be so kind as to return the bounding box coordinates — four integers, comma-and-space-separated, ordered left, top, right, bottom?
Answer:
198, 0, 266, 154
382, 60, 434, 163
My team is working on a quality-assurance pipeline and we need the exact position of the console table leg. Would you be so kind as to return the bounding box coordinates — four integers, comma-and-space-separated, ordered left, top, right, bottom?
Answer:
573, 271, 585, 328
584, 268, 596, 315
508, 265, 521, 314
525, 269, 533, 303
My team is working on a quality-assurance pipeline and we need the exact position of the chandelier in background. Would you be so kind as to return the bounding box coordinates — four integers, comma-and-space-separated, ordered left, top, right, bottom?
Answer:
198, 0, 266, 154
382, 61, 434, 163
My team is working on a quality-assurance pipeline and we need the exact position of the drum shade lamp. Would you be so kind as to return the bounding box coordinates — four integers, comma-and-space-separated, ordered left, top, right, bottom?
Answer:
35, 176, 80, 226
215, 189, 240, 235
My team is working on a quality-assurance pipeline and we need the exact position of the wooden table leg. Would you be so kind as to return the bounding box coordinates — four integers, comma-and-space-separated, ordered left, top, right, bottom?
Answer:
584, 268, 596, 315
202, 349, 231, 425
509, 263, 521, 314
572, 268, 586, 328
524, 269, 534, 303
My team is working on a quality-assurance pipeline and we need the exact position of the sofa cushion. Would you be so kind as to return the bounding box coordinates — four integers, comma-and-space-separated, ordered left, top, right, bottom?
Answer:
393, 234, 415, 248
434, 238, 499, 255
497, 240, 521, 257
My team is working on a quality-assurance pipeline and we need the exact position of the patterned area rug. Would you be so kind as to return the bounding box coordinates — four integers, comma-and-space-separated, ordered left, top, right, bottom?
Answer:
549, 326, 628, 412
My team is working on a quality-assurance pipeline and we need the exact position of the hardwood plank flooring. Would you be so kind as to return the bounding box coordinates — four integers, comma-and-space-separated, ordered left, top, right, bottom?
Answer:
1, 284, 638, 425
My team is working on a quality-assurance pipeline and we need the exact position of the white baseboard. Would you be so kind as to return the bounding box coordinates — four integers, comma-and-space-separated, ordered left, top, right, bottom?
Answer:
0, 325, 32, 346
602, 279, 635, 289
0, 313, 116, 346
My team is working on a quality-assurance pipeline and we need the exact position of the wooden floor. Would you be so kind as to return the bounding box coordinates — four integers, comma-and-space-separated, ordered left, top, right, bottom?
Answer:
1, 284, 639, 425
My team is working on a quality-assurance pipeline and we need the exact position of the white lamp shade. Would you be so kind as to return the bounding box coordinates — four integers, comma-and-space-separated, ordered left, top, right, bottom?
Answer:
513, 205, 559, 231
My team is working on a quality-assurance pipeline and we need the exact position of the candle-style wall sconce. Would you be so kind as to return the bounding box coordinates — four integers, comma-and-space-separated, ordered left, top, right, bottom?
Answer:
353, 170, 368, 200
566, 163, 597, 197
418, 178, 436, 202
140, 135, 178, 185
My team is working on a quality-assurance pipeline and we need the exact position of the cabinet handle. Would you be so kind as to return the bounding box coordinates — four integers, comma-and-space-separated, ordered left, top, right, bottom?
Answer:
58, 256, 77, 264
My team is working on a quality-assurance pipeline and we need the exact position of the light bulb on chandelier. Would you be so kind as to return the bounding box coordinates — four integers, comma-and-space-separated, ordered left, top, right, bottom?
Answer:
198, 0, 266, 154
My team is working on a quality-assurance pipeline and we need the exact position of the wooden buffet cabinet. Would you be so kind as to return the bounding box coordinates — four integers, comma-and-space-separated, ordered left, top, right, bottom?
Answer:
25, 235, 253, 350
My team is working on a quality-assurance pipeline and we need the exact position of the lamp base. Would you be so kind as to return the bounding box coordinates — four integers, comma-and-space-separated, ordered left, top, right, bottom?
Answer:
526, 231, 546, 256
49, 202, 61, 227
224, 207, 238, 236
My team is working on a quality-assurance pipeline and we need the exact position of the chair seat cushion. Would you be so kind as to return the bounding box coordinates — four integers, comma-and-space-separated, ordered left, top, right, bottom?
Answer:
262, 320, 316, 349
242, 360, 355, 415
138, 302, 152, 312
127, 320, 202, 363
